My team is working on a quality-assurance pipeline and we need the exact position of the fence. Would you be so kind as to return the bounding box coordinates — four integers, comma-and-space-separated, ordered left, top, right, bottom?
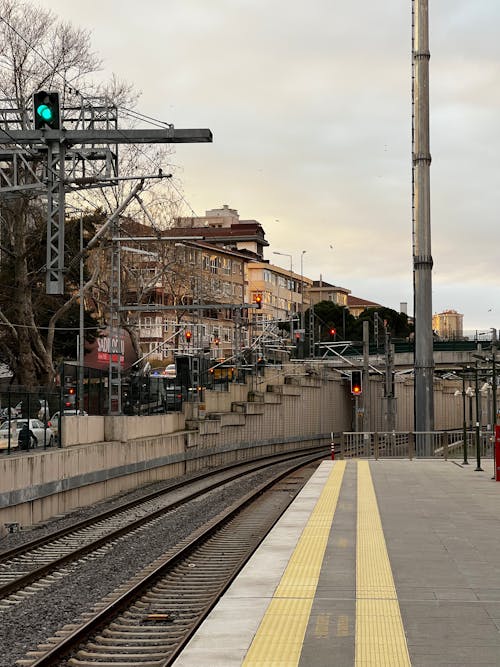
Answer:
340, 430, 495, 461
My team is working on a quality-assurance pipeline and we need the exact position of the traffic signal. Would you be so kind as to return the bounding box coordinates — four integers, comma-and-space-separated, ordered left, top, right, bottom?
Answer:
185, 330, 192, 343
351, 370, 362, 395
33, 91, 60, 130
64, 386, 76, 408
329, 327, 337, 338
254, 294, 262, 309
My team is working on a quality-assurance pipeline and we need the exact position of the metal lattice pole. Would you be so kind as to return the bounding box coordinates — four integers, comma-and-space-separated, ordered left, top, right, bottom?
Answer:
46, 141, 66, 294
108, 224, 122, 415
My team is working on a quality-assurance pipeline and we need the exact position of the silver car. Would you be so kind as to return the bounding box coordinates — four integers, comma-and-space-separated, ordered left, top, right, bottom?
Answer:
49, 410, 88, 445
0, 418, 54, 450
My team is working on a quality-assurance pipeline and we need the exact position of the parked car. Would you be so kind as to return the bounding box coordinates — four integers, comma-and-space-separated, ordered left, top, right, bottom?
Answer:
163, 363, 177, 378
0, 418, 54, 451
7, 399, 51, 421
49, 409, 88, 437
165, 385, 186, 403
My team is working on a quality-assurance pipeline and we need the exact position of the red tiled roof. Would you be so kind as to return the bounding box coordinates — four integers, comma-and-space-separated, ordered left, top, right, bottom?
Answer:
347, 295, 382, 308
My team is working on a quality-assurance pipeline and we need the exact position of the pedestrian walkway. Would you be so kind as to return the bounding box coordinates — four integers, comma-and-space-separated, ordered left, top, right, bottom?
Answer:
173, 458, 500, 667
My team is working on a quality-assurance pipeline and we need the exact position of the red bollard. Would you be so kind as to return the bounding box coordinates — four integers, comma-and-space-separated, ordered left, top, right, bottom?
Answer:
495, 425, 500, 481
331, 443, 335, 461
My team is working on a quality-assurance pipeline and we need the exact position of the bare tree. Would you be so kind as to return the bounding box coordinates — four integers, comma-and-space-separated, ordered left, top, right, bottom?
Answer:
0, 1, 106, 386
0, 0, 181, 386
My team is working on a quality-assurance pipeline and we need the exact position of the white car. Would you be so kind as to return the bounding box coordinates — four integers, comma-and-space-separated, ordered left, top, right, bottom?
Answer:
163, 364, 177, 378
49, 410, 88, 444
10, 399, 51, 421
0, 418, 54, 450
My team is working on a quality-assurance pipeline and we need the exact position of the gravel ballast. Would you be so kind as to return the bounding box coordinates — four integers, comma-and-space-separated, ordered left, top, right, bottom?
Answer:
0, 461, 315, 667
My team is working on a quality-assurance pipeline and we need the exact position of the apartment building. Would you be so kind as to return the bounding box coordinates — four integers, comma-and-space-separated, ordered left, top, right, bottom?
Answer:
246, 261, 312, 331
432, 309, 464, 340
306, 279, 350, 308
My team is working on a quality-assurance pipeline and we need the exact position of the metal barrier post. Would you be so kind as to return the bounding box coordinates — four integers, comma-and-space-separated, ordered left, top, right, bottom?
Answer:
340, 432, 345, 460
408, 432, 414, 460
443, 431, 449, 461
374, 432, 379, 460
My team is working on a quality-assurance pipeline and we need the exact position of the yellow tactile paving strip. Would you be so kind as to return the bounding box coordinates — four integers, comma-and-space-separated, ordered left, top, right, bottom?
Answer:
355, 460, 411, 666
242, 460, 346, 666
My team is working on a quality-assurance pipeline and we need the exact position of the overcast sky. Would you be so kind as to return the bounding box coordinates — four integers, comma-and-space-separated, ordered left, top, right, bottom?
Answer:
34, 0, 500, 333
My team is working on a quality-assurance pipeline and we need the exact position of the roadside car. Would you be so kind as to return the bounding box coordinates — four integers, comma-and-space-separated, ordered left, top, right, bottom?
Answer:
0, 418, 54, 451
49, 409, 88, 442
163, 363, 176, 378
8, 399, 51, 421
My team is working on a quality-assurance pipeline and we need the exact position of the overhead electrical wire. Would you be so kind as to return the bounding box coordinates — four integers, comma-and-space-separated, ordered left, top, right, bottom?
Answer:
0, 12, 200, 219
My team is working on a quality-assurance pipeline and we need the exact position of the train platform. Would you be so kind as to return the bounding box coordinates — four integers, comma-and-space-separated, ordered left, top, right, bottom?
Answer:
173, 457, 500, 667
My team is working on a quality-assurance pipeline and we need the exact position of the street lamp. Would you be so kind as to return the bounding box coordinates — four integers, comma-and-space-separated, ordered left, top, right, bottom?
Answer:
454, 378, 469, 465
472, 350, 498, 478
474, 361, 483, 471
273, 251, 293, 336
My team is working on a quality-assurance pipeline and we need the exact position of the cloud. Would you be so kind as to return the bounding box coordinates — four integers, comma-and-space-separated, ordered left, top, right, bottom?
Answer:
33, 0, 500, 329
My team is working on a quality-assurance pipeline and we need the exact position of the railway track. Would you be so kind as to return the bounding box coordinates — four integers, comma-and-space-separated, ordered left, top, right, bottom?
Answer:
16, 456, 317, 666
0, 448, 326, 606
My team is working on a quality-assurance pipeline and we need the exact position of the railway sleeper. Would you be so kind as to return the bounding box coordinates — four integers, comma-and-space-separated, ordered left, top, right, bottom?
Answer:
102, 627, 179, 638
68, 660, 164, 667
113, 613, 197, 624
91, 637, 178, 646
77, 649, 171, 659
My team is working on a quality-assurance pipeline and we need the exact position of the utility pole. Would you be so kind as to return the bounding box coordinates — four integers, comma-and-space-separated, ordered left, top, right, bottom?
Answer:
308, 308, 315, 358
412, 0, 434, 436
384, 327, 396, 432
1, 96, 212, 415
362, 320, 370, 433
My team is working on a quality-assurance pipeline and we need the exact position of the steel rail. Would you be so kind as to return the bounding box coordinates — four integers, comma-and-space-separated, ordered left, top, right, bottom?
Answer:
0, 448, 327, 599
24, 454, 321, 666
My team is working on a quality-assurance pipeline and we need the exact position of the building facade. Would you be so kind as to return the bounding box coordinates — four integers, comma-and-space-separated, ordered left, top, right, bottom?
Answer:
432, 309, 464, 340
306, 279, 351, 308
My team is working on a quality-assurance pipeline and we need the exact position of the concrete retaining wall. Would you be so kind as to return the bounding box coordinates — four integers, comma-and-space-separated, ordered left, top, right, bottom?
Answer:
0, 363, 465, 536
0, 366, 348, 535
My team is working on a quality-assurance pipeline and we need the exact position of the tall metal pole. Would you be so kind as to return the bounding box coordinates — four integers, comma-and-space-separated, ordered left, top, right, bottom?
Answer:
108, 219, 122, 415
412, 0, 434, 435
288, 256, 293, 340
300, 250, 306, 330
362, 320, 370, 433
461, 375, 468, 465
474, 361, 483, 471
79, 215, 85, 412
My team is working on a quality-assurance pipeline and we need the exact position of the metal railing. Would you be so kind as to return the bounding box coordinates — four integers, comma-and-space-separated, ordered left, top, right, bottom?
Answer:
340, 430, 495, 461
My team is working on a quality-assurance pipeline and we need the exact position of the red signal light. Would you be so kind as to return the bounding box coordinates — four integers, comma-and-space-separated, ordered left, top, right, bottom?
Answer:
185, 330, 192, 341
351, 370, 362, 395
254, 294, 263, 309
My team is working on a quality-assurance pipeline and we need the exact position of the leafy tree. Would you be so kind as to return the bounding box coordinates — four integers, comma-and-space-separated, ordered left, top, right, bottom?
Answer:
356, 307, 412, 343
308, 301, 357, 342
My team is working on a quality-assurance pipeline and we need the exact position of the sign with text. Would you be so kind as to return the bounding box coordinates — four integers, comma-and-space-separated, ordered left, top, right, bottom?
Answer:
85, 329, 137, 371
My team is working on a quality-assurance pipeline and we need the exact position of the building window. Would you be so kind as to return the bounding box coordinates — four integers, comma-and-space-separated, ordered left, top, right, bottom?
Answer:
210, 255, 220, 274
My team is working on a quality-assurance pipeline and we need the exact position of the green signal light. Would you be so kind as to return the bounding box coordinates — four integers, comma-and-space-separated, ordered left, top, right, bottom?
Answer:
33, 91, 60, 129
36, 103, 54, 121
